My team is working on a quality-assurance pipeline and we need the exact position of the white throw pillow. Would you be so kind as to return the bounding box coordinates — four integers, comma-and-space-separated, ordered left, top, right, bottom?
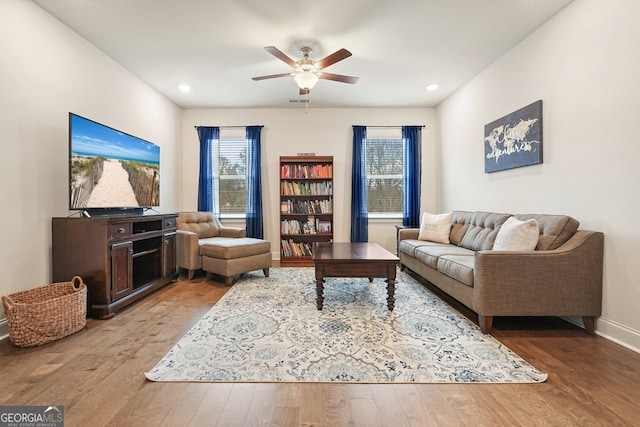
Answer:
418, 212, 453, 244
492, 216, 539, 251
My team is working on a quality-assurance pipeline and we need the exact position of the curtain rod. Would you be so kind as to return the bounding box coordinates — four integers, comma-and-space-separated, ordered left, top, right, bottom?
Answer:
353, 125, 425, 128
194, 125, 420, 129
194, 125, 263, 129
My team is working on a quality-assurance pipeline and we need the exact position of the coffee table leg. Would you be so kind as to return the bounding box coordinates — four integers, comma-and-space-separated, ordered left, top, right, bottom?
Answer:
386, 262, 398, 311
316, 278, 324, 310
314, 264, 324, 310
386, 279, 395, 311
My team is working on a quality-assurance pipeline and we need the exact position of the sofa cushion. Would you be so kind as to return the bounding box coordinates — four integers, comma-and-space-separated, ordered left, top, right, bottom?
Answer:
450, 211, 473, 246
178, 212, 219, 238
399, 239, 441, 258
459, 212, 511, 251
514, 214, 579, 250
200, 238, 271, 260
418, 212, 453, 243
415, 244, 475, 269
437, 254, 475, 287
493, 217, 539, 251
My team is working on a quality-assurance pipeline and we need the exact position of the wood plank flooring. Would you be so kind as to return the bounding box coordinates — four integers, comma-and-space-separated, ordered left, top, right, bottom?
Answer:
2, 268, 640, 426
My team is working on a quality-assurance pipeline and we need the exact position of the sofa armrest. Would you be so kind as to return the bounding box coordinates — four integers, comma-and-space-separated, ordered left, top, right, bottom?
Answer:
176, 230, 202, 270
473, 230, 604, 317
218, 225, 246, 238
398, 228, 420, 240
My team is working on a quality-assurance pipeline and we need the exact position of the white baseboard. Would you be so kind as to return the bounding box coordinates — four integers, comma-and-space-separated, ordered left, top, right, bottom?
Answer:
594, 317, 640, 354
562, 315, 640, 354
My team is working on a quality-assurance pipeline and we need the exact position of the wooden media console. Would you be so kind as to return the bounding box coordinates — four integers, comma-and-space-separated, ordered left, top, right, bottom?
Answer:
52, 213, 178, 318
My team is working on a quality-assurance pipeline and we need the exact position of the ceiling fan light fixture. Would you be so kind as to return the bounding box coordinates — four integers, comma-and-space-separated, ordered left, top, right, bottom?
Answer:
253, 45, 357, 91
294, 71, 319, 90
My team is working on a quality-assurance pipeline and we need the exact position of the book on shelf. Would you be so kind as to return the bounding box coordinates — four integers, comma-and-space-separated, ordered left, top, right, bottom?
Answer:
281, 216, 329, 235
280, 239, 313, 257
280, 163, 333, 179
280, 199, 332, 214
280, 181, 332, 196
281, 219, 301, 234
317, 220, 332, 234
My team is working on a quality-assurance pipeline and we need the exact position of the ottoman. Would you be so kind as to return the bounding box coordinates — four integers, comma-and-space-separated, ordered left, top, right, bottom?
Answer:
200, 238, 272, 285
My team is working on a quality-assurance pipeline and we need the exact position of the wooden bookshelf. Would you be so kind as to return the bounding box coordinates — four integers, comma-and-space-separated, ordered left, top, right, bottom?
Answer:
279, 155, 333, 265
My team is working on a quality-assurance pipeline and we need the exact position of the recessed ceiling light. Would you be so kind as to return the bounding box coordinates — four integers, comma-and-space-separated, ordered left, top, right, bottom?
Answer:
178, 84, 191, 93
426, 83, 440, 91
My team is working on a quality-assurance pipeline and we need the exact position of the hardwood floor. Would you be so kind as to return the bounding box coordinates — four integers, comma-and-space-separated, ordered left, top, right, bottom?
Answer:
2, 268, 640, 427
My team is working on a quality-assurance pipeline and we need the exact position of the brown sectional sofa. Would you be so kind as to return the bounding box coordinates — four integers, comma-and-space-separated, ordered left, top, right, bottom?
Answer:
398, 211, 604, 334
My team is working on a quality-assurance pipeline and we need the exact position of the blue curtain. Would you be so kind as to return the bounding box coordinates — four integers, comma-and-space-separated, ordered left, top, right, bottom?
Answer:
246, 126, 264, 238
196, 126, 219, 214
351, 126, 368, 242
402, 126, 422, 227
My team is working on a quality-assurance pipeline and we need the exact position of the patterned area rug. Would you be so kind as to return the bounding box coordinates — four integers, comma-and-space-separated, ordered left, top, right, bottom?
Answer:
145, 268, 547, 383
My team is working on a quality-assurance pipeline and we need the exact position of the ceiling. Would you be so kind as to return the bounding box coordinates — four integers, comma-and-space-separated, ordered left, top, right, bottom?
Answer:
32, 0, 573, 109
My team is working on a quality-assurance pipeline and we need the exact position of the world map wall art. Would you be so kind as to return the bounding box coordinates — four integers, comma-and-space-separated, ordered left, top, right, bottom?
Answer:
484, 100, 543, 173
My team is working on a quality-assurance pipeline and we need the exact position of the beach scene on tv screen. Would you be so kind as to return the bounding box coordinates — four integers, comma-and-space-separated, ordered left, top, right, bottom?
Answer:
70, 115, 160, 209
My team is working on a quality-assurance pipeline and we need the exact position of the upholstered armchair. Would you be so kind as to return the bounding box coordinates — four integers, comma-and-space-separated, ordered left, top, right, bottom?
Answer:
176, 212, 246, 280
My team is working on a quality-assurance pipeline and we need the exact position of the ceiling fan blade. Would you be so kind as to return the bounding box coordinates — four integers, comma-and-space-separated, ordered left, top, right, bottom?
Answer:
299, 88, 310, 95
316, 48, 352, 69
251, 73, 291, 81
319, 72, 359, 84
264, 46, 297, 68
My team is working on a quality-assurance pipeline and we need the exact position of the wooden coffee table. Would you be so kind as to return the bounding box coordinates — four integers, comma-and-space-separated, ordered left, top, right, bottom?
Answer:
311, 242, 400, 311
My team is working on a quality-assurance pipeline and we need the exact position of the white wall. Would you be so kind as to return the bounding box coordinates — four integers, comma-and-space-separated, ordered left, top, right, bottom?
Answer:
436, 0, 640, 350
182, 108, 435, 256
0, 1, 182, 331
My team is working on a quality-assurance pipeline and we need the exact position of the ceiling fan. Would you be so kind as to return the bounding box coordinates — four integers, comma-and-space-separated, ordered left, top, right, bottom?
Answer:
252, 46, 359, 95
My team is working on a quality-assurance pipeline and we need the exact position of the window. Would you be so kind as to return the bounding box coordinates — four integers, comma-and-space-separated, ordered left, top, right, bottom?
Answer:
217, 128, 247, 215
364, 128, 403, 216
351, 125, 421, 240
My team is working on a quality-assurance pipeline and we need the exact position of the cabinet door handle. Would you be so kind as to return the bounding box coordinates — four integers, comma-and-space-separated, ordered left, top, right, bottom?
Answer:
165, 240, 169, 245
118, 227, 125, 234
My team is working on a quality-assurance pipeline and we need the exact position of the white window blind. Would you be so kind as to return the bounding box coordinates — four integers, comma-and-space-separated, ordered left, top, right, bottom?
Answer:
365, 127, 403, 215
218, 128, 247, 214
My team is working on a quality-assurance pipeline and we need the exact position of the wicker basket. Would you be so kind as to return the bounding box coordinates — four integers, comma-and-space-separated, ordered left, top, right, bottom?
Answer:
1, 276, 87, 347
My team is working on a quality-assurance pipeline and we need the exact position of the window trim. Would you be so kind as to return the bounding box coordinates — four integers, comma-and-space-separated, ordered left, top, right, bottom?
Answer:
364, 134, 404, 216
216, 131, 248, 216
368, 212, 403, 219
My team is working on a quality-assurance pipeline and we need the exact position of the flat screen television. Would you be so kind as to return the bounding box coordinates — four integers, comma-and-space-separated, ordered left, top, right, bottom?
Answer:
68, 113, 160, 215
